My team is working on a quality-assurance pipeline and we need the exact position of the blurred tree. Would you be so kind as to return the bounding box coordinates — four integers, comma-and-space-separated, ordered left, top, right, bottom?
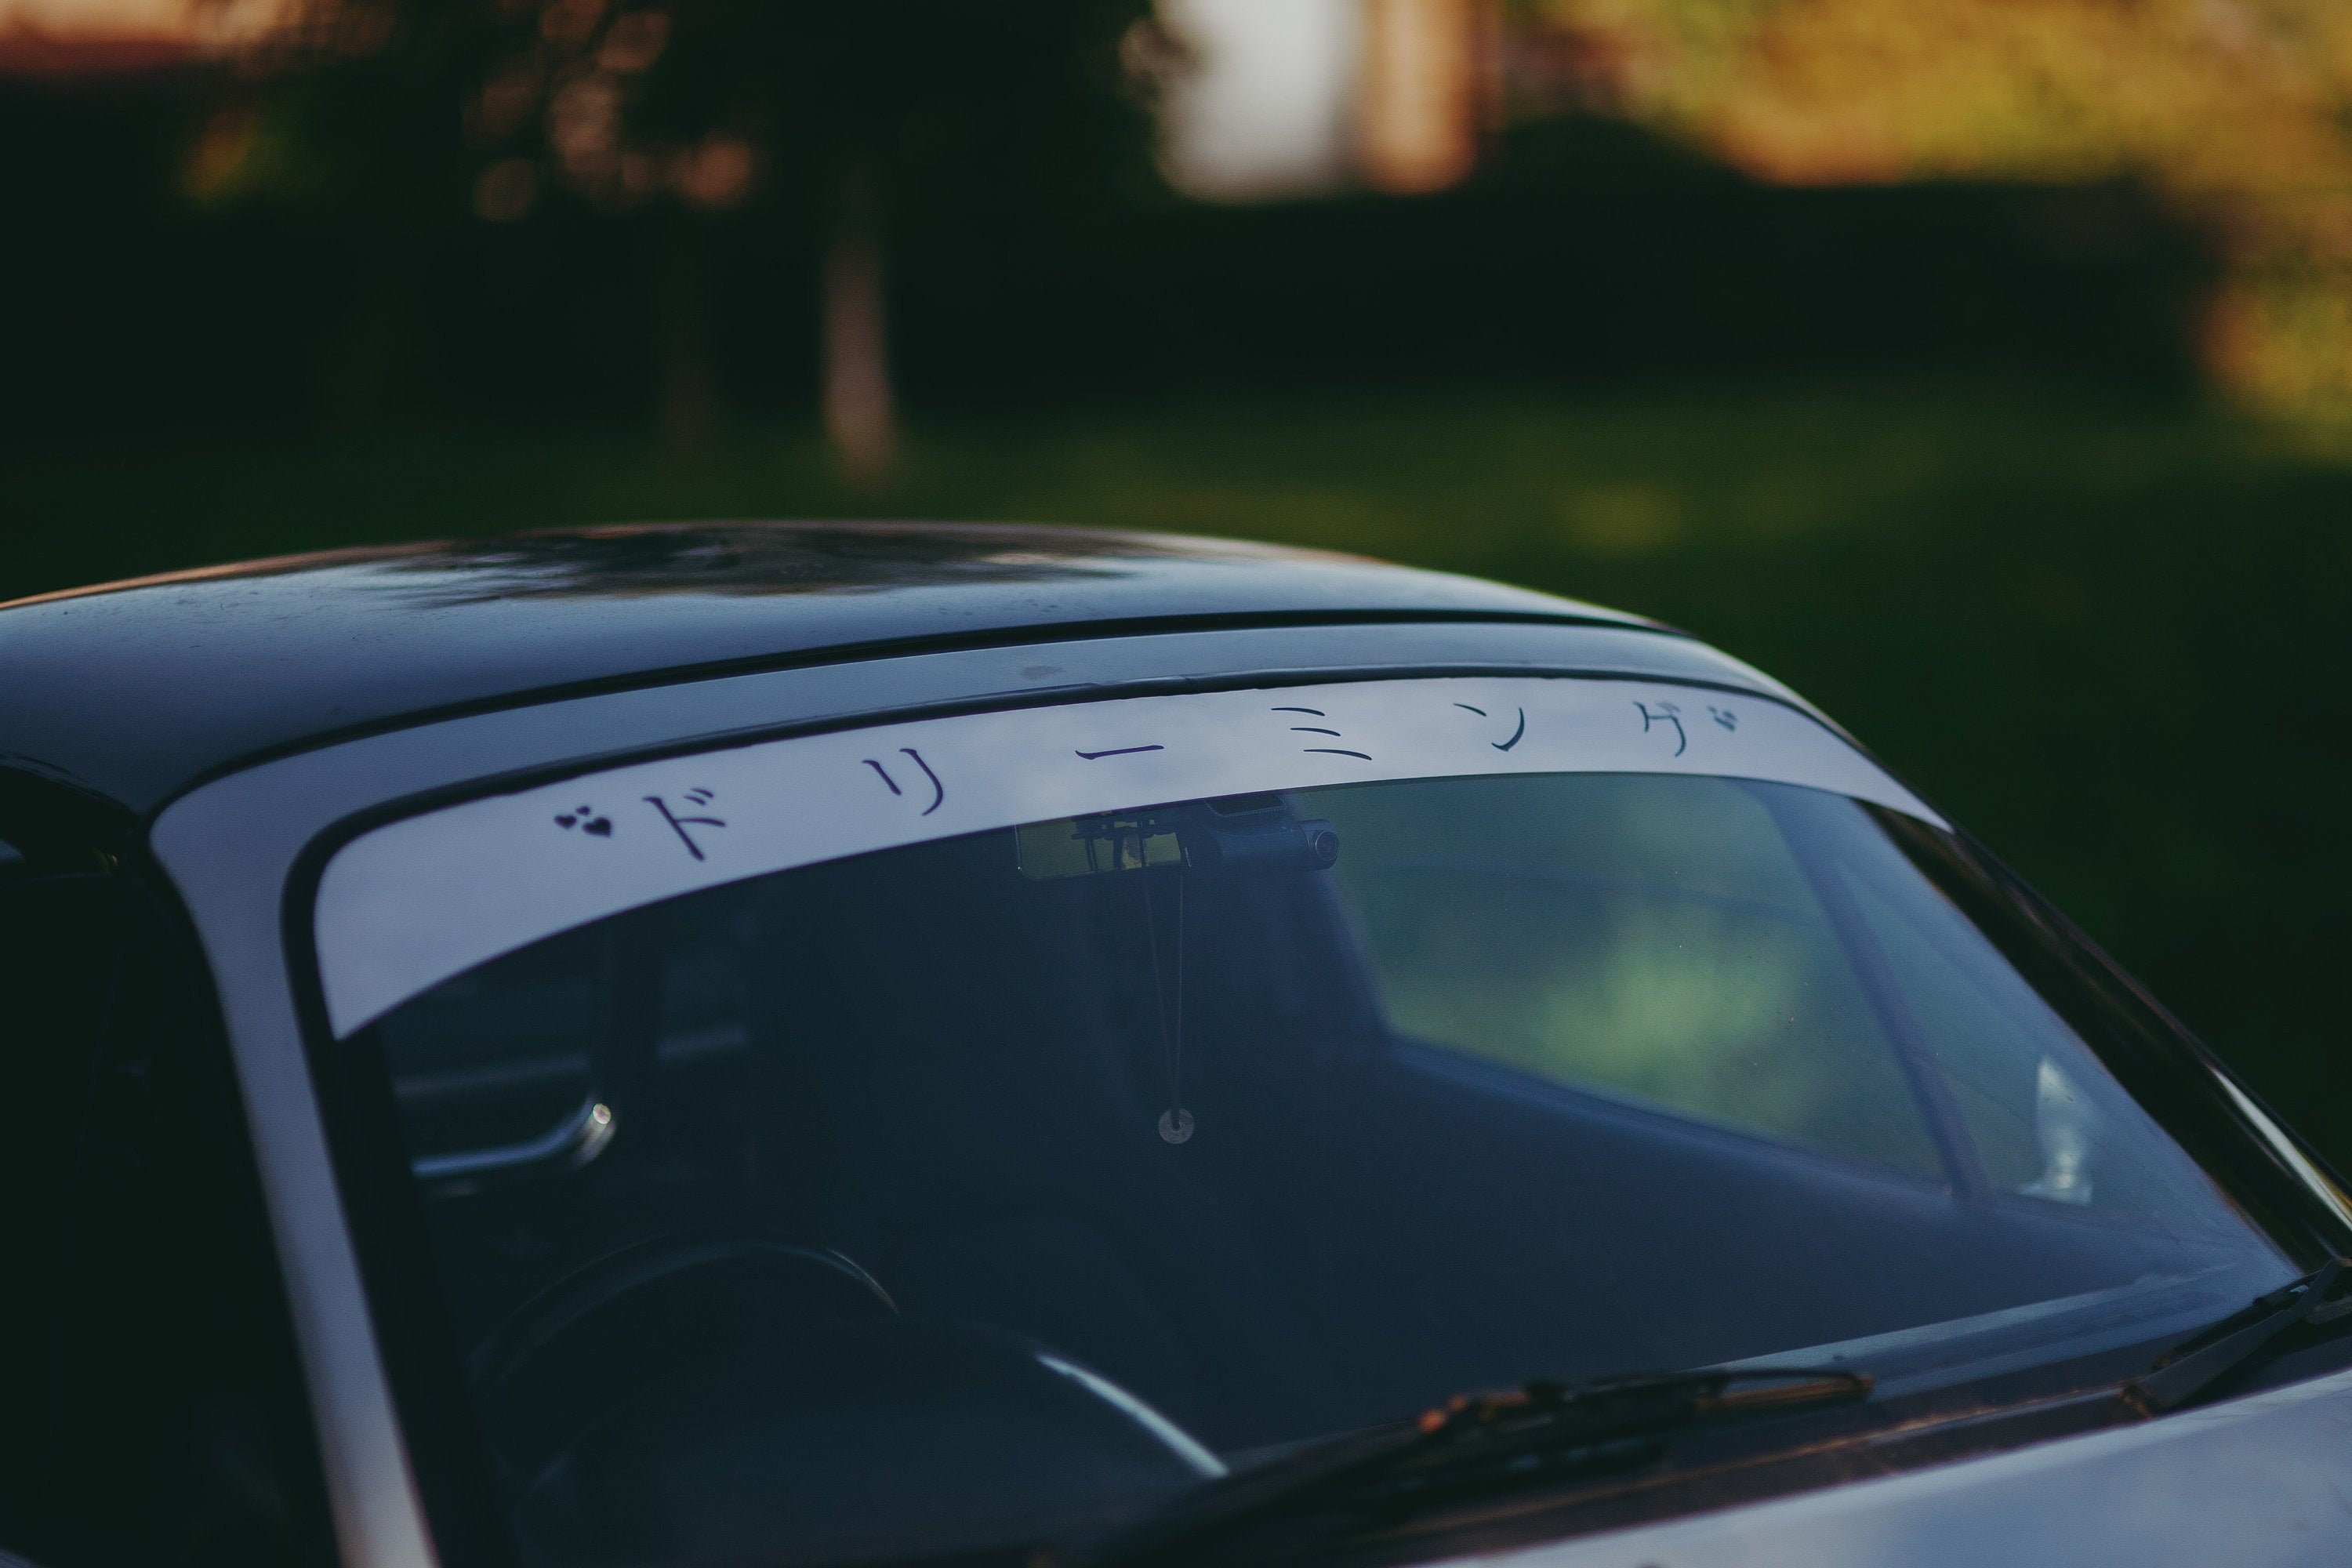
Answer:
1518, 0, 2352, 406
209, 0, 1171, 471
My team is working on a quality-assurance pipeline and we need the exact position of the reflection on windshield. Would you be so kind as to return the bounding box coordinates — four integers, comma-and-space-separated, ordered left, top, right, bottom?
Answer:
364, 772, 2288, 1568
1319, 775, 1944, 1174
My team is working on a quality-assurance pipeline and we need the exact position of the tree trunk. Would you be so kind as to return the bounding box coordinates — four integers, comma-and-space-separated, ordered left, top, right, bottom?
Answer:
821, 165, 896, 485
659, 219, 717, 451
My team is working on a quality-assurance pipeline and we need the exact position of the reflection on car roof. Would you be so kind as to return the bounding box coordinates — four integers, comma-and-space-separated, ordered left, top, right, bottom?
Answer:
0, 521, 1661, 814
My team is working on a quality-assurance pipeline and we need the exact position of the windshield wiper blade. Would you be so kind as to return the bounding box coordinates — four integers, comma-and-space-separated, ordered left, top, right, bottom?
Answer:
2126, 1258, 2348, 1414
1067, 1366, 1871, 1568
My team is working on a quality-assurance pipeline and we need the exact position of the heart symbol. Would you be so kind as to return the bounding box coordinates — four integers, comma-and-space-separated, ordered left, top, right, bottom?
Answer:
584, 818, 612, 837
555, 814, 577, 829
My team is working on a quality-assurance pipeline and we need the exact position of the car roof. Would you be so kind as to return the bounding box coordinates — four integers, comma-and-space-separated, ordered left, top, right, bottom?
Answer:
0, 521, 1665, 818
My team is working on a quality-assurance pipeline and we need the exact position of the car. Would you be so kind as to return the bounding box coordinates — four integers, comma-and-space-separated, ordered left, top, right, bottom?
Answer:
3, 520, 2350, 1568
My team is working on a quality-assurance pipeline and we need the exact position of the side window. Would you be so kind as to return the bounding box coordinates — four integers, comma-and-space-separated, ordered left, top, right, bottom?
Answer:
0, 855, 331, 1568
0, 866, 119, 1556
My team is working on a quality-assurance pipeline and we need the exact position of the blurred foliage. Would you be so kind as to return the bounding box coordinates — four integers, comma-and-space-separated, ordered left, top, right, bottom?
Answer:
150, 0, 1170, 450
7, 385, 2350, 1160
0, 2, 2245, 435
189, 0, 1164, 221
1525, 0, 2352, 405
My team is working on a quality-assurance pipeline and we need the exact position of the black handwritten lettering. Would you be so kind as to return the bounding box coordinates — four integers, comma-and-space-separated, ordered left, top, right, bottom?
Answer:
644, 793, 726, 860
900, 748, 946, 816
1633, 701, 1687, 757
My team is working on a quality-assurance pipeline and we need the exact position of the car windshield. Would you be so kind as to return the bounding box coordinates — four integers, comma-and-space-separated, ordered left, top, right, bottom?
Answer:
328, 682, 2292, 1568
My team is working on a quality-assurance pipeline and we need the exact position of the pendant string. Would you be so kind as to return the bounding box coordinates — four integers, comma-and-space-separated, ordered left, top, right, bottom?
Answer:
1134, 828, 1192, 1145
1172, 872, 1185, 1101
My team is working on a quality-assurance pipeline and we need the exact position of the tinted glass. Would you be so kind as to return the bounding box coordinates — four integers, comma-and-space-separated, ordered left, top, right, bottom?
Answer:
0, 873, 327, 1568
361, 774, 2288, 1568
0, 871, 119, 1538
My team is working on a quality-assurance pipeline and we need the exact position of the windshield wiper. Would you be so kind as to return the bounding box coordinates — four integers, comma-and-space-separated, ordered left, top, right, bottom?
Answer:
1067, 1366, 1872, 1568
2126, 1257, 2349, 1414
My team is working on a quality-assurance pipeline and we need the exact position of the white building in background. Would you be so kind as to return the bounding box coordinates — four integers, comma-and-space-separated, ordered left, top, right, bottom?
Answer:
1158, 0, 1490, 201
1157, 0, 1362, 199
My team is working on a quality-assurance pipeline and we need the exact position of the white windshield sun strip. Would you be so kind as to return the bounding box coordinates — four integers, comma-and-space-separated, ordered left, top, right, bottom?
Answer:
314, 675, 1944, 1036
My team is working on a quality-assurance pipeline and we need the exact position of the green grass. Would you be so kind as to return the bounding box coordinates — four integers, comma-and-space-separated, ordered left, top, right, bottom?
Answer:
9, 384, 2352, 1162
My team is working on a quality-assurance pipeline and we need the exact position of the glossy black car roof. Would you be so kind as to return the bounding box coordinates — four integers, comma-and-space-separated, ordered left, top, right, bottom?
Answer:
0, 522, 1663, 817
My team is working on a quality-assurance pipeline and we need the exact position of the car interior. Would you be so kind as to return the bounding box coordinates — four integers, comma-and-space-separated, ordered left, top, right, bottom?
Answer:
364, 775, 2279, 1567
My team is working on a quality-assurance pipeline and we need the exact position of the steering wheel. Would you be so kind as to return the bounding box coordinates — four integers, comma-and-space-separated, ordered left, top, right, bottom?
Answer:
467, 1235, 897, 1479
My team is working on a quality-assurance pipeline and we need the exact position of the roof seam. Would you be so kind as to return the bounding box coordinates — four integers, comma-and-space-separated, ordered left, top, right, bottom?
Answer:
141, 609, 1687, 825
